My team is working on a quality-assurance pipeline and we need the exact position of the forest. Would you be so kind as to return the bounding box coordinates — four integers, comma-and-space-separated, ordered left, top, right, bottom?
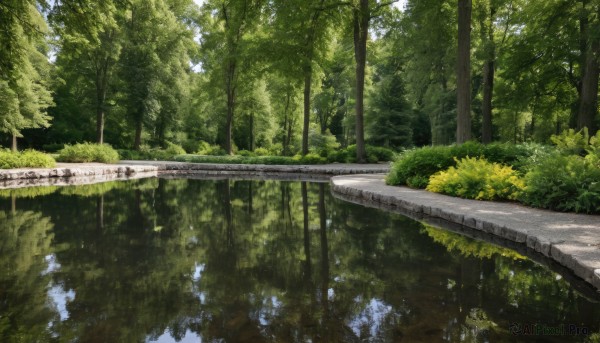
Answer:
1, 0, 600, 162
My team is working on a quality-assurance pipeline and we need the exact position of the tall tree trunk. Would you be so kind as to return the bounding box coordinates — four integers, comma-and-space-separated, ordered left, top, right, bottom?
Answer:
303, 69, 312, 156
225, 61, 237, 155
96, 56, 110, 145
457, 0, 472, 144
578, 5, 600, 136
481, 59, 494, 143
481, 4, 496, 144
250, 112, 255, 151
96, 85, 106, 144
353, 0, 369, 163
282, 92, 290, 155
134, 117, 142, 150
11, 133, 17, 152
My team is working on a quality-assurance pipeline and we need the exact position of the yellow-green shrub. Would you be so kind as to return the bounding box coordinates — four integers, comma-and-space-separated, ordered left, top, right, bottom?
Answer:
57, 143, 119, 163
0, 149, 56, 169
427, 157, 524, 201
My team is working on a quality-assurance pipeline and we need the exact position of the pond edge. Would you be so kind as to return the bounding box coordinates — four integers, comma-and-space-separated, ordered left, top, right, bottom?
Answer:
330, 174, 600, 292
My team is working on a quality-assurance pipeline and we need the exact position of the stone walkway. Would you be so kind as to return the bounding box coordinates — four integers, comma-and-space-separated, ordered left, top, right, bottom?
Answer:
330, 174, 600, 291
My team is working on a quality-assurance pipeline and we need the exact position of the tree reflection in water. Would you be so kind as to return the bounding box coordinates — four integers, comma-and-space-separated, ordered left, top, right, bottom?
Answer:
0, 178, 598, 342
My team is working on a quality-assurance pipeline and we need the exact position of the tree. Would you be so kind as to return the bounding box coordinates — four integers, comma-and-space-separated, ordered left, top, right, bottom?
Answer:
0, 1, 53, 151
351, 0, 397, 161
198, 0, 265, 155
402, 0, 456, 145
51, 0, 123, 144
456, 0, 472, 144
119, 0, 192, 149
269, 0, 340, 155
367, 37, 414, 149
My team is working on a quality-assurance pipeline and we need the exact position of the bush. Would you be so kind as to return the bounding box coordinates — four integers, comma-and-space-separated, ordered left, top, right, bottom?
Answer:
254, 147, 270, 156
309, 129, 340, 155
19, 150, 58, 168
521, 153, 600, 214
386, 145, 455, 187
0, 149, 56, 169
118, 143, 186, 161
237, 150, 256, 157
334, 145, 395, 164
550, 128, 590, 156
174, 154, 328, 165
164, 142, 186, 156
294, 152, 327, 164
367, 146, 396, 162
57, 143, 119, 163
118, 149, 142, 160
386, 141, 548, 188
427, 157, 524, 201
196, 143, 227, 156
327, 149, 350, 163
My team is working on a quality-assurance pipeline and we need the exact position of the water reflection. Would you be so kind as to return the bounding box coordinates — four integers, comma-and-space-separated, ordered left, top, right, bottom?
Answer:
0, 178, 598, 342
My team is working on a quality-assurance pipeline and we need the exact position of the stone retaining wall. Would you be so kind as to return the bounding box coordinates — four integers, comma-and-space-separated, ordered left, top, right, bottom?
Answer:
0, 164, 158, 189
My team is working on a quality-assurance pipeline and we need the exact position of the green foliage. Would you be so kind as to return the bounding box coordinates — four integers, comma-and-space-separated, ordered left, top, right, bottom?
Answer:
195, 141, 227, 156
57, 143, 119, 163
237, 150, 256, 157
118, 143, 186, 161
550, 129, 600, 162
174, 154, 327, 165
328, 145, 396, 164
165, 142, 186, 156
294, 153, 327, 164
386, 145, 455, 187
551, 128, 591, 156
309, 129, 341, 157
254, 147, 270, 156
0, 149, 56, 169
427, 157, 525, 201
521, 154, 600, 214
387, 142, 548, 187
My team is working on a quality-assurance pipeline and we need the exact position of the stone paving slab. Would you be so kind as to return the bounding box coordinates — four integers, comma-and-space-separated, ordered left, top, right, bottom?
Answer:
330, 174, 600, 291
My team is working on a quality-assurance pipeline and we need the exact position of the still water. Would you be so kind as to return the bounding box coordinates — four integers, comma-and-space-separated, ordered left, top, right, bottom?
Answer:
0, 178, 599, 343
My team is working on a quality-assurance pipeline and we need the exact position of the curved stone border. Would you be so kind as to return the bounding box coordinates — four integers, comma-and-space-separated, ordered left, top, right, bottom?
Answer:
330, 174, 600, 291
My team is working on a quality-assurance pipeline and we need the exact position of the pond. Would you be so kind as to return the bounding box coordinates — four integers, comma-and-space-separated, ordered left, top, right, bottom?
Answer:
0, 178, 599, 342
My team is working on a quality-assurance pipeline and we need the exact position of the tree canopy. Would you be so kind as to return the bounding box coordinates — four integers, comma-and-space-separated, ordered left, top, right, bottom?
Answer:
1, 0, 599, 153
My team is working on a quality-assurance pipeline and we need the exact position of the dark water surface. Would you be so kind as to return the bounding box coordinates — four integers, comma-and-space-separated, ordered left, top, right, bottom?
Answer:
0, 178, 599, 343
